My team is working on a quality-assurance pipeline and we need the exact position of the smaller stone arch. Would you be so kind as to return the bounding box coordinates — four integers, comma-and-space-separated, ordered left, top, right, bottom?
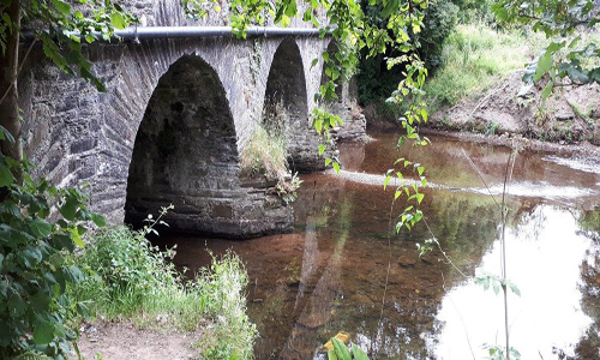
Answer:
262, 37, 325, 172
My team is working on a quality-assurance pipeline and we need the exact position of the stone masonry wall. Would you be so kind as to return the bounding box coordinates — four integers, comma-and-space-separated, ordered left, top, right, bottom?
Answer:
18, 0, 365, 237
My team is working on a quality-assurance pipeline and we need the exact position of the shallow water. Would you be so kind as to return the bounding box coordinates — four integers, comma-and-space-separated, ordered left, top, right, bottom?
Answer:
163, 132, 600, 359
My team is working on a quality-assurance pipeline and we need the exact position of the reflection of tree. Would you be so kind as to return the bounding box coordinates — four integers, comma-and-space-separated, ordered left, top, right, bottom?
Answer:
313, 189, 511, 359
424, 191, 502, 280
575, 208, 600, 359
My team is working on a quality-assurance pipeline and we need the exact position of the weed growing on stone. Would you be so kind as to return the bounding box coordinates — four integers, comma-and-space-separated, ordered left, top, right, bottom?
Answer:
240, 122, 288, 181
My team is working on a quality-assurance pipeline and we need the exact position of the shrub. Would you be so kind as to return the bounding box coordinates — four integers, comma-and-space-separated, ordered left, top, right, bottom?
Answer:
418, 0, 459, 71
0, 156, 104, 359
194, 251, 257, 359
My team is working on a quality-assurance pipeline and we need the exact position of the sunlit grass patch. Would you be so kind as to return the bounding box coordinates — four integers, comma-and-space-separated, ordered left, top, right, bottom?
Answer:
424, 23, 546, 111
240, 123, 288, 181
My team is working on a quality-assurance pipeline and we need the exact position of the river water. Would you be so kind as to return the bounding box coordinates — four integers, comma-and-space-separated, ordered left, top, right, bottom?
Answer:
164, 132, 600, 359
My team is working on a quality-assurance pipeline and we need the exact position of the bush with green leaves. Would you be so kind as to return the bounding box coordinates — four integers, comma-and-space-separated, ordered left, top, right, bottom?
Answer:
357, 0, 460, 108
418, 0, 459, 71
0, 146, 105, 359
72, 212, 257, 358
195, 251, 257, 359
72, 207, 190, 321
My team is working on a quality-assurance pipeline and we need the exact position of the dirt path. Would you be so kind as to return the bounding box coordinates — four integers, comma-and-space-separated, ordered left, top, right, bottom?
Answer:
75, 322, 201, 360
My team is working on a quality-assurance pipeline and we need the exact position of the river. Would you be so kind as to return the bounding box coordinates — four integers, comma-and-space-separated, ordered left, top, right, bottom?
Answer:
163, 131, 600, 359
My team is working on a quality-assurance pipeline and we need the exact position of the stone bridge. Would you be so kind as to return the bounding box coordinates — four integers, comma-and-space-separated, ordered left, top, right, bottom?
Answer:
19, 0, 366, 238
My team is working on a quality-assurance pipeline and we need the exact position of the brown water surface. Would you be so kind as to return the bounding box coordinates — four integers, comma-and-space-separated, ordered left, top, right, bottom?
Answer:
162, 132, 600, 359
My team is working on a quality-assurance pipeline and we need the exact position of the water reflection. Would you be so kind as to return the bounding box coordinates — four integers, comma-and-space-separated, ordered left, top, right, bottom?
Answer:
162, 132, 600, 359
435, 205, 593, 359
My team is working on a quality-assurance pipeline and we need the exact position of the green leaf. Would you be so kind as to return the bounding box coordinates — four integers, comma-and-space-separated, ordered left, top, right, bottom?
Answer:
332, 161, 341, 174
33, 321, 54, 345
318, 144, 326, 156
534, 51, 552, 82
0, 165, 14, 187
541, 80, 554, 100
332, 338, 352, 360
60, 198, 78, 220
352, 344, 370, 360
508, 282, 521, 297
70, 227, 85, 248
91, 213, 106, 227
51, 0, 72, 15
328, 349, 337, 360
383, 174, 391, 190
111, 12, 127, 30
31, 219, 53, 238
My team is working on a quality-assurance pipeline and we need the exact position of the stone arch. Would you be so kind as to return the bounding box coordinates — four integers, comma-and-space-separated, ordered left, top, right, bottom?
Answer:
124, 54, 242, 235
262, 38, 316, 172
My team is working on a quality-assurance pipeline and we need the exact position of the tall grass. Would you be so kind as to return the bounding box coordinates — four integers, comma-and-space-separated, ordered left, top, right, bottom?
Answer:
424, 23, 546, 111
240, 123, 288, 181
72, 220, 256, 359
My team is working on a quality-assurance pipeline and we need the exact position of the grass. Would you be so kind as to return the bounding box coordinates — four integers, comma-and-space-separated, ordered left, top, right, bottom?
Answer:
240, 122, 288, 181
423, 23, 546, 112
71, 215, 257, 359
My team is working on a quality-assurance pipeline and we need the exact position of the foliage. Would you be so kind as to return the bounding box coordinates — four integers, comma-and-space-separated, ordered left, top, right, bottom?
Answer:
453, 0, 494, 24
275, 171, 303, 204
484, 344, 521, 360
0, 153, 104, 359
422, 23, 546, 111
357, 0, 459, 107
492, 0, 600, 98
0, 0, 136, 92
73, 214, 257, 358
71, 206, 197, 324
195, 251, 257, 360
418, 0, 459, 70
326, 338, 370, 360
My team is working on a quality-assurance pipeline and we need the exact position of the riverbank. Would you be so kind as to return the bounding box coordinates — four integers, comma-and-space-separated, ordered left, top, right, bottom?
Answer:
420, 127, 600, 158
70, 225, 256, 360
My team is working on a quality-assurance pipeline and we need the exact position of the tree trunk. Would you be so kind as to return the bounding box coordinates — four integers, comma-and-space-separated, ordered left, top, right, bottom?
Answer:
0, 0, 21, 163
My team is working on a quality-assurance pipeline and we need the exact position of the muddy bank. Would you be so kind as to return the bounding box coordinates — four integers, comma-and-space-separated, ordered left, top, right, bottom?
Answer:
428, 72, 600, 143
365, 71, 600, 153
420, 127, 600, 158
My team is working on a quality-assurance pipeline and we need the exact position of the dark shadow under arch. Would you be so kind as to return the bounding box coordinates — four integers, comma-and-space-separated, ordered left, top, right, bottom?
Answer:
125, 55, 241, 234
262, 38, 321, 172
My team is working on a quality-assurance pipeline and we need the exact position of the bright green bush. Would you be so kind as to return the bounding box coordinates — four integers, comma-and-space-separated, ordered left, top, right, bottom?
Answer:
73, 213, 257, 358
